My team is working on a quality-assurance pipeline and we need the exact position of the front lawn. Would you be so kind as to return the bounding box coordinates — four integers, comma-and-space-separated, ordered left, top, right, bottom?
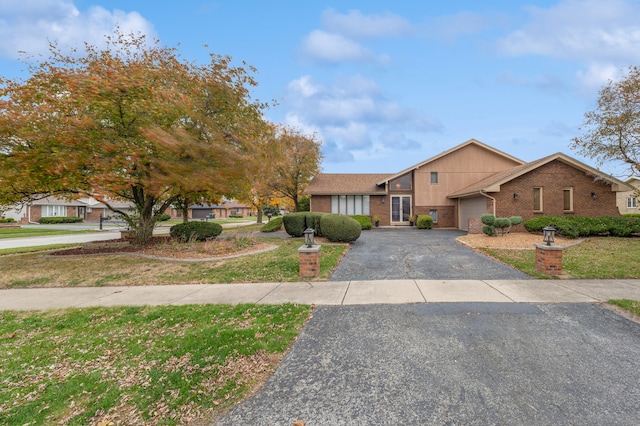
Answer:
0, 238, 347, 289
479, 237, 640, 279
0, 304, 310, 425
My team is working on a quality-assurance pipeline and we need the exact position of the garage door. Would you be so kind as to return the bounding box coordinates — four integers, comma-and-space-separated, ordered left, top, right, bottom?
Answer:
459, 197, 487, 231
191, 209, 212, 219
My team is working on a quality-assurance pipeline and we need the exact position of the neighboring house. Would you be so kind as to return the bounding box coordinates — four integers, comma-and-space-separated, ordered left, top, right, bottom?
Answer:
617, 177, 640, 215
4, 196, 134, 223
305, 139, 631, 232
170, 201, 255, 220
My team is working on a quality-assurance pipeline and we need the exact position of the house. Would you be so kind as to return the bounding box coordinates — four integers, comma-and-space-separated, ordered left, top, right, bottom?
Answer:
4, 196, 134, 224
617, 177, 640, 215
305, 139, 631, 232
170, 201, 255, 220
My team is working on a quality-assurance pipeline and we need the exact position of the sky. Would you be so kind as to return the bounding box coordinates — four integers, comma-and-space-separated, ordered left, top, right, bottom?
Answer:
1, 0, 640, 177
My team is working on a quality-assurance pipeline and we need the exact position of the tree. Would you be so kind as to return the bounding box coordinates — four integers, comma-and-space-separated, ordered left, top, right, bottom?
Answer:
0, 32, 266, 243
268, 126, 322, 211
571, 65, 640, 176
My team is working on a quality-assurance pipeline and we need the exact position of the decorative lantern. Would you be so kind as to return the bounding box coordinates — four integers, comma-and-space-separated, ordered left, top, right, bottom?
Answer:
303, 228, 315, 248
542, 225, 556, 246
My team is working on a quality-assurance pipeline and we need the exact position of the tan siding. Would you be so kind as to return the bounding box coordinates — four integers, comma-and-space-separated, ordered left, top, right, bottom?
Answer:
415, 143, 522, 206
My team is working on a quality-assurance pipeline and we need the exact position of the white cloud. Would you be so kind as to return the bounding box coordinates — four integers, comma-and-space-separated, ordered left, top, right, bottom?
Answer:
321, 8, 414, 39
0, 0, 155, 59
284, 75, 441, 159
300, 30, 389, 64
426, 11, 491, 42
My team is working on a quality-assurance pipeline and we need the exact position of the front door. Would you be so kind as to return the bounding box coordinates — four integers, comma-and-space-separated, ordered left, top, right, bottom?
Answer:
391, 195, 411, 224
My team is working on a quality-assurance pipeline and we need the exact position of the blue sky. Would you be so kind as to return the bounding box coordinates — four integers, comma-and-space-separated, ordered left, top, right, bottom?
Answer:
1, 1, 640, 176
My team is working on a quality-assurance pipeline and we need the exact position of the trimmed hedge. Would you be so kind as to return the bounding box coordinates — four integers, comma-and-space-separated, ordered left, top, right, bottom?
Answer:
320, 214, 361, 243
157, 213, 171, 221
351, 215, 372, 230
416, 215, 433, 229
261, 216, 283, 232
38, 216, 83, 224
282, 212, 308, 237
0, 218, 16, 223
170, 221, 223, 241
523, 215, 640, 238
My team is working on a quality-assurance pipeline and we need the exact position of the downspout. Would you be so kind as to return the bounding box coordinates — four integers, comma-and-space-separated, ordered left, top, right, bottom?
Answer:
479, 191, 496, 216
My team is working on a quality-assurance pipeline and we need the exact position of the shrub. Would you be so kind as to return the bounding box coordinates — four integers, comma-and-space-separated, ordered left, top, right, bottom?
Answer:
305, 212, 326, 236
351, 215, 372, 230
320, 214, 361, 243
261, 216, 283, 232
157, 213, 171, 221
523, 215, 640, 238
0, 218, 16, 223
416, 215, 433, 229
283, 212, 307, 237
298, 197, 310, 212
229, 215, 244, 218
481, 214, 522, 236
169, 221, 222, 241
38, 216, 83, 224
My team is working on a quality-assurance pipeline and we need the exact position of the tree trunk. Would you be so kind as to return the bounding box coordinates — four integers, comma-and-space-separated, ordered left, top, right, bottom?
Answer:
256, 205, 264, 224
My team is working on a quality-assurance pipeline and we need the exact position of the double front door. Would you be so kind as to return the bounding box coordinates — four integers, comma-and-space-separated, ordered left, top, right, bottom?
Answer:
391, 195, 411, 224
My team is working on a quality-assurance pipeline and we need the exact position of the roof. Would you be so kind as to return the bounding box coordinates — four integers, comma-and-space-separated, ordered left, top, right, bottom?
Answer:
448, 152, 632, 198
376, 138, 525, 186
305, 174, 393, 195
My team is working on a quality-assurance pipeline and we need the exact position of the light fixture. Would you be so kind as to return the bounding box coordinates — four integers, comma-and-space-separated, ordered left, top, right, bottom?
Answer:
591, 192, 597, 199
395, 183, 401, 189
542, 225, 556, 246
303, 227, 315, 248
513, 193, 519, 200
381, 196, 385, 204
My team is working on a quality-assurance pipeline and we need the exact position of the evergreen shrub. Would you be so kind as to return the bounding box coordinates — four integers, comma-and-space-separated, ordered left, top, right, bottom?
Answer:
416, 215, 433, 229
320, 214, 361, 243
170, 221, 222, 241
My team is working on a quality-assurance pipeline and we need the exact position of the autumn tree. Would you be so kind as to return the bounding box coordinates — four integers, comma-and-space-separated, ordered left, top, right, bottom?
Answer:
268, 126, 322, 212
572, 65, 640, 176
0, 32, 266, 243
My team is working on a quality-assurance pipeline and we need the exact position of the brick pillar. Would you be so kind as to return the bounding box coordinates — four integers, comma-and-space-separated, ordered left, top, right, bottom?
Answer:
534, 244, 563, 275
298, 245, 321, 278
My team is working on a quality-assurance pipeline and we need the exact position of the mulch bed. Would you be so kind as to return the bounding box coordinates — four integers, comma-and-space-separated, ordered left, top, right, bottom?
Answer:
47, 237, 164, 256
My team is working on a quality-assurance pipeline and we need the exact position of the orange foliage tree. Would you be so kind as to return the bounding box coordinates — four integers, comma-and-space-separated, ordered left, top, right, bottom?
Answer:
0, 32, 267, 243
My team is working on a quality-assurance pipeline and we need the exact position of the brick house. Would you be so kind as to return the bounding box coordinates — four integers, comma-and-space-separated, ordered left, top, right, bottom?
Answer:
169, 201, 255, 220
305, 139, 630, 231
6, 196, 133, 224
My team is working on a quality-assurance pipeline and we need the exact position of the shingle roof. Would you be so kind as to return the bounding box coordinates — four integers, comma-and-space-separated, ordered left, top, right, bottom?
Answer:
305, 173, 393, 195
447, 152, 631, 198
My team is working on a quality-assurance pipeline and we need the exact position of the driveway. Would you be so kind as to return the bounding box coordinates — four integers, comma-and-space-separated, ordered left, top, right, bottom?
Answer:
330, 228, 530, 281
214, 303, 640, 425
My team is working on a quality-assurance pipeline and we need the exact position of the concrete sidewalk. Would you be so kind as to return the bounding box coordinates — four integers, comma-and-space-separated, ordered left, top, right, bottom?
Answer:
2, 279, 640, 311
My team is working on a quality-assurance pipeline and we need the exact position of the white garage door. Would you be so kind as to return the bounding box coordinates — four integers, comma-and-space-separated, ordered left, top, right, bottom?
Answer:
459, 197, 487, 231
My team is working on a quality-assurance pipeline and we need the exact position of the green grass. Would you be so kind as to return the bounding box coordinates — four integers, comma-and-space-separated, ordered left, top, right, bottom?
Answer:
0, 238, 348, 288
480, 237, 640, 279
0, 228, 94, 239
0, 243, 80, 256
0, 304, 311, 425
609, 299, 640, 316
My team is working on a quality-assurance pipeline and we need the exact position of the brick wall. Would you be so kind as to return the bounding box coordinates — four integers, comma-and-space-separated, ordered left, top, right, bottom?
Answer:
413, 205, 456, 228
492, 160, 620, 222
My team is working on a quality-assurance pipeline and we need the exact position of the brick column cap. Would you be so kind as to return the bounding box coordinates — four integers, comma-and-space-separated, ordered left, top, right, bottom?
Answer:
533, 244, 563, 251
298, 245, 322, 253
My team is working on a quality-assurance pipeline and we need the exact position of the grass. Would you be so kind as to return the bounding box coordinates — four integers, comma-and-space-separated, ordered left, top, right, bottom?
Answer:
609, 299, 640, 316
479, 237, 640, 279
0, 238, 347, 288
0, 304, 311, 425
0, 228, 94, 239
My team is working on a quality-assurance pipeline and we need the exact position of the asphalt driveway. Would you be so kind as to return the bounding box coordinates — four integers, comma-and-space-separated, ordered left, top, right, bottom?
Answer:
214, 303, 640, 425
330, 228, 531, 281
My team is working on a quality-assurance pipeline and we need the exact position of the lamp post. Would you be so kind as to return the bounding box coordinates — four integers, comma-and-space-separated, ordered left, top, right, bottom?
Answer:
542, 225, 556, 246
303, 227, 315, 248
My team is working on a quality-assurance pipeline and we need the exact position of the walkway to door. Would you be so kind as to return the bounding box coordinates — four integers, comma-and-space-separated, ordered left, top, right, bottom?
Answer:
329, 228, 531, 281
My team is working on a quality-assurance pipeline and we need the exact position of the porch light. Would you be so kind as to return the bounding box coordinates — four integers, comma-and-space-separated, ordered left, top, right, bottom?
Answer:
513, 193, 519, 200
591, 192, 597, 199
542, 225, 556, 246
303, 228, 315, 248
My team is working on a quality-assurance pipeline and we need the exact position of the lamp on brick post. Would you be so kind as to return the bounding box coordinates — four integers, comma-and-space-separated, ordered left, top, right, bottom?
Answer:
299, 228, 321, 279
535, 225, 562, 275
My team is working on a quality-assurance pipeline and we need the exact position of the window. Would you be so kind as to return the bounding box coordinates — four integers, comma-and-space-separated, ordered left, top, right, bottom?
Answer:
627, 197, 637, 208
563, 187, 573, 211
429, 209, 438, 223
42, 205, 67, 217
390, 174, 411, 190
430, 172, 438, 185
331, 195, 370, 216
533, 187, 543, 211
